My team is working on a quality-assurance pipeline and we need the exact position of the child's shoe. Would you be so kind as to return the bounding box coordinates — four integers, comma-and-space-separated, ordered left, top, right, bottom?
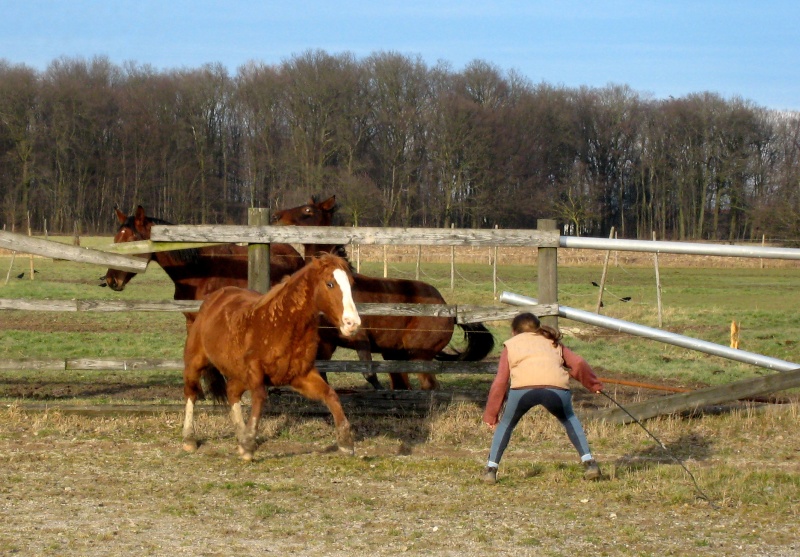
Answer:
583, 459, 602, 480
481, 466, 497, 484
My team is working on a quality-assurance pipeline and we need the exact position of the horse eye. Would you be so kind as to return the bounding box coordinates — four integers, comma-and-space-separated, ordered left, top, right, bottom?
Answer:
326, 281, 334, 289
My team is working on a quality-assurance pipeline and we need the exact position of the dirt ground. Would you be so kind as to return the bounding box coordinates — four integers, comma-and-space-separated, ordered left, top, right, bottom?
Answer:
2, 396, 799, 557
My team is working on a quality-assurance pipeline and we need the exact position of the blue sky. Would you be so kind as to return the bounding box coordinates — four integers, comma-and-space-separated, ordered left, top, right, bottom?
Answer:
2, 1, 799, 110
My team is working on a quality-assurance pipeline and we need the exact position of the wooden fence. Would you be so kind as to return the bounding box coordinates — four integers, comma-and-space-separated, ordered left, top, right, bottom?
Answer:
3, 221, 800, 421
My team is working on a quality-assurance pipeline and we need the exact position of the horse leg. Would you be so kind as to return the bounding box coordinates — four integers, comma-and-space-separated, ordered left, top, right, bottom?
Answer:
356, 347, 384, 390
388, 370, 412, 390
181, 397, 198, 452
181, 345, 209, 452
315, 342, 336, 384
416, 368, 440, 391
225, 378, 260, 460
290, 370, 354, 455
237, 383, 267, 462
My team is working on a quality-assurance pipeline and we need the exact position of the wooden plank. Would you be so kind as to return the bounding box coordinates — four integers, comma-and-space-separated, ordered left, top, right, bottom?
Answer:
0, 298, 203, 313
316, 361, 497, 374
150, 224, 561, 248
65, 358, 185, 371
0, 298, 556, 323
8, 389, 487, 417
0, 358, 498, 374
458, 304, 559, 323
98, 239, 227, 255
0, 299, 79, 312
75, 299, 202, 313
0, 230, 147, 272
595, 367, 800, 424
356, 302, 458, 318
0, 359, 66, 371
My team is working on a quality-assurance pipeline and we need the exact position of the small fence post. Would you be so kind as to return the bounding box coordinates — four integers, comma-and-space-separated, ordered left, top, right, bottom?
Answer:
493, 225, 498, 300
595, 227, 615, 313
450, 223, 455, 291
537, 219, 558, 329
247, 208, 270, 293
653, 230, 663, 328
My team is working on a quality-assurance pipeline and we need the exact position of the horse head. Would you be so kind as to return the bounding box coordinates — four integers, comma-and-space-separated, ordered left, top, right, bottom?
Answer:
271, 195, 336, 226
104, 205, 155, 291
312, 254, 360, 338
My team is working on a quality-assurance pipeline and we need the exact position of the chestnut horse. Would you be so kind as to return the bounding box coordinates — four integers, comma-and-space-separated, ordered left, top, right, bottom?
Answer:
104, 206, 305, 328
272, 195, 495, 391
181, 254, 361, 460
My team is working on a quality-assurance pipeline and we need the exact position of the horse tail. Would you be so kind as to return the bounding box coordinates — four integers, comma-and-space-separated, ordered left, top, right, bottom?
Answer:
200, 367, 228, 404
435, 323, 495, 361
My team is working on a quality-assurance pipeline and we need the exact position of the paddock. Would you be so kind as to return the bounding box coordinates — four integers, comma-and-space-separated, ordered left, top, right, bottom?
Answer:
2, 220, 799, 419
2, 227, 800, 556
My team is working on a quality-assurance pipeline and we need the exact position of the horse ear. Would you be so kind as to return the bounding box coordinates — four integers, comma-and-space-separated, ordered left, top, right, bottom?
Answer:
320, 195, 336, 213
134, 206, 147, 228
114, 206, 127, 224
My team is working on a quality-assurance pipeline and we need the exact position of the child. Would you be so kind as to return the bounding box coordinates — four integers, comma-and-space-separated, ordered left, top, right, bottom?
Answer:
482, 312, 604, 483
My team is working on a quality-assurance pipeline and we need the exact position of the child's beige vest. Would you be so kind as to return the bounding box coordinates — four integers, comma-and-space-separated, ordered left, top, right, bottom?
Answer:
504, 332, 569, 389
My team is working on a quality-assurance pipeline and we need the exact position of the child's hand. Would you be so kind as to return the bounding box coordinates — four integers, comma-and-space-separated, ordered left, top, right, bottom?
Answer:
484, 422, 497, 432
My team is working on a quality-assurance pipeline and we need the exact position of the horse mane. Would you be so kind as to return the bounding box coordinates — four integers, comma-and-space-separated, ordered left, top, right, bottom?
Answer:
305, 244, 353, 272
121, 213, 202, 264
250, 254, 345, 313
250, 274, 291, 312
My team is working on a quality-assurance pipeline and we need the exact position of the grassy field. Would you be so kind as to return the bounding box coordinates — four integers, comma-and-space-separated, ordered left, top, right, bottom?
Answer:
1, 240, 799, 555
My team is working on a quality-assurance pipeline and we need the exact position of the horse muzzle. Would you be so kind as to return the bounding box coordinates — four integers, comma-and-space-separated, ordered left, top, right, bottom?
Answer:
339, 315, 361, 338
105, 275, 126, 291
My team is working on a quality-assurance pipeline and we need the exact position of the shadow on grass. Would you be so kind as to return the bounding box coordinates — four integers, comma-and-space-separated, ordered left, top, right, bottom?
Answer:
613, 432, 713, 472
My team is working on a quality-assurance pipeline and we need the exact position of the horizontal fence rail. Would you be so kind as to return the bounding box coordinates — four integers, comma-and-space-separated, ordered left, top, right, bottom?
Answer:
500, 291, 800, 372
0, 358, 498, 374
150, 225, 561, 247
560, 236, 800, 260
0, 298, 557, 325
0, 230, 148, 272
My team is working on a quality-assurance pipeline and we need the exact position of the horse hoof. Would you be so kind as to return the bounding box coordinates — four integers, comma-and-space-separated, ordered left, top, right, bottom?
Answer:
338, 445, 355, 456
240, 451, 254, 462
182, 440, 198, 452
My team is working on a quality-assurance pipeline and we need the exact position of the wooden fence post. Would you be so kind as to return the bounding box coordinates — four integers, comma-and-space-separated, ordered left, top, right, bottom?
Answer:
595, 227, 615, 313
653, 230, 663, 327
247, 208, 270, 293
537, 219, 558, 329
450, 223, 455, 291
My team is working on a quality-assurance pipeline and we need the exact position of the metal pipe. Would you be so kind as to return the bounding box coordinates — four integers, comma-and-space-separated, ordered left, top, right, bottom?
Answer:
559, 236, 800, 260
499, 291, 799, 373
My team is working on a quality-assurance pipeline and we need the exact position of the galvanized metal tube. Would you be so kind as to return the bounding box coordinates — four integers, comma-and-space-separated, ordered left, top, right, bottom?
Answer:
560, 236, 800, 260
499, 291, 799, 372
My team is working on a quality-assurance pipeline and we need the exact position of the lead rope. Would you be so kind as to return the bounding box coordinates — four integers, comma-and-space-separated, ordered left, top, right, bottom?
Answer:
599, 390, 719, 510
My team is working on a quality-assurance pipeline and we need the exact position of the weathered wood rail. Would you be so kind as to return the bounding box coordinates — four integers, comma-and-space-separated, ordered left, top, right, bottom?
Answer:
0, 298, 557, 325
149, 225, 561, 247
0, 230, 147, 272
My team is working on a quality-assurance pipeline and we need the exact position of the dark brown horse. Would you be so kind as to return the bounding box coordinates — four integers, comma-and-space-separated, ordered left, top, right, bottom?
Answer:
181, 254, 361, 460
104, 206, 305, 328
272, 195, 495, 391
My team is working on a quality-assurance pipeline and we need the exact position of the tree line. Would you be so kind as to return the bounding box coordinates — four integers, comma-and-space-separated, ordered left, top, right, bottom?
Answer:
1, 50, 799, 242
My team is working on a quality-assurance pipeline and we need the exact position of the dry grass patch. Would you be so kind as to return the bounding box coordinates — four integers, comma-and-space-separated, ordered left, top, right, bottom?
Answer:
2, 401, 798, 556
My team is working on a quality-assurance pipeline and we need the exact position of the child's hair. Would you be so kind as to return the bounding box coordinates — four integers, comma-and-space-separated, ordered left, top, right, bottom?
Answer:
511, 312, 562, 346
